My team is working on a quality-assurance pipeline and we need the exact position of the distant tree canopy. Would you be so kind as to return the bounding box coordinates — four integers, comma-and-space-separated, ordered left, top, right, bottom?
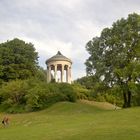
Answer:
0, 38, 39, 81
75, 76, 99, 89
85, 13, 140, 108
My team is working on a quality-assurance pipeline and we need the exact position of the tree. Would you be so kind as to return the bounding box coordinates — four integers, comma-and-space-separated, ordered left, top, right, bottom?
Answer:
0, 38, 39, 81
75, 76, 99, 89
85, 13, 140, 107
35, 67, 47, 82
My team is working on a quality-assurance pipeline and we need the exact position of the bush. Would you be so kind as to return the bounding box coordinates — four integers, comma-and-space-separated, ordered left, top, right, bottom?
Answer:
72, 84, 92, 100
0, 79, 77, 113
25, 82, 77, 111
0, 80, 29, 112
58, 83, 77, 102
95, 93, 106, 102
0, 80, 28, 104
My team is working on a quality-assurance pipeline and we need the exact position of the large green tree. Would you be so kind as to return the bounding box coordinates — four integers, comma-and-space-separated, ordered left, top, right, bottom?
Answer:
85, 13, 140, 107
0, 38, 39, 81
75, 76, 99, 89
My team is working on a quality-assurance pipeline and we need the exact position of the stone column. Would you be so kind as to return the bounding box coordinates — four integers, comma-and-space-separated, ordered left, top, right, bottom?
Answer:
54, 64, 57, 82
69, 66, 71, 83
66, 66, 68, 83
47, 66, 51, 83
67, 66, 71, 83
61, 65, 64, 82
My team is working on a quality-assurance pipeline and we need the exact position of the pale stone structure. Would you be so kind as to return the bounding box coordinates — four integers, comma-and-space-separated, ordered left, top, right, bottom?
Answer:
46, 51, 72, 83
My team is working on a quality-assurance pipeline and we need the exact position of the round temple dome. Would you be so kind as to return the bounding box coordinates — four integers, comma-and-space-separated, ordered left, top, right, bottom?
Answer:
46, 51, 72, 64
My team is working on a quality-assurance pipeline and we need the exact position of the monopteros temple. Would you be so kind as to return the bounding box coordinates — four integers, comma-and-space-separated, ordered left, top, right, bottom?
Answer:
46, 51, 72, 83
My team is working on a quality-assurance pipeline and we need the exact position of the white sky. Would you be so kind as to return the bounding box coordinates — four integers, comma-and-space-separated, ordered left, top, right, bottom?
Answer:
0, 0, 140, 80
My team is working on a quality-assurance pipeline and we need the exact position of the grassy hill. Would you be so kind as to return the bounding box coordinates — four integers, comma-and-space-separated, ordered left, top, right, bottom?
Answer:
0, 101, 140, 140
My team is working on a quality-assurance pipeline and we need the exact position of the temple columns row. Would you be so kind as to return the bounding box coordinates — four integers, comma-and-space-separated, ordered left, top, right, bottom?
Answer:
47, 64, 71, 83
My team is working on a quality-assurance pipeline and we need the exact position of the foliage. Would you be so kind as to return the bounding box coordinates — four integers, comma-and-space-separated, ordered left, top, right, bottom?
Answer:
58, 83, 77, 102
0, 79, 77, 113
130, 83, 140, 106
75, 76, 99, 89
25, 82, 77, 111
75, 76, 122, 105
35, 67, 47, 82
0, 80, 28, 112
85, 13, 140, 107
0, 38, 38, 81
104, 86, 123, 106
72, 83, 92, 100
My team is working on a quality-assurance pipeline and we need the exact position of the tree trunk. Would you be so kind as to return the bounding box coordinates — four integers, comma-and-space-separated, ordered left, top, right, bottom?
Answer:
123, 91, 131, 108
123, 93, 127, 108
127, 90, 131, 107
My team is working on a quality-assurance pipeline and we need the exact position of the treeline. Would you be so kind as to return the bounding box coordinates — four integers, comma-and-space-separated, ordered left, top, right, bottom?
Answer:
0, 38, 90, 113
1, 13, 140, 112
0, 78, 92, 113
75, 76, 140, 107
84, 13, 140, 108
0, 79, 78, 113
75, 76, 123, 105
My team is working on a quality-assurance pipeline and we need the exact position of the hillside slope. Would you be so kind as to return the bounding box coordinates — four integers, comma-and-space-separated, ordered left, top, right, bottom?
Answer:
0, 101, 140, 140
79, 100, 121, 110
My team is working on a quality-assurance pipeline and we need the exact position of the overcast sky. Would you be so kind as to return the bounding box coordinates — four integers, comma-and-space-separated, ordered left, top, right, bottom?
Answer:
0, 0, 140, 80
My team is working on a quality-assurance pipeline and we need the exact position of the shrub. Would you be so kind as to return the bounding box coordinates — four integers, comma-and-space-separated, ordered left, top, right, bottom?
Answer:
0, 79, 77, 113
72, 84, 92, 100
58, 83, 77, 102
0, 80, 28, 104
0, 79, 29, 113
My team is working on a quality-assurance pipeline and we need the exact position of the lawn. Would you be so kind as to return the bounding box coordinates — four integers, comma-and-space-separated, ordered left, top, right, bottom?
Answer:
0, 101, 140, 140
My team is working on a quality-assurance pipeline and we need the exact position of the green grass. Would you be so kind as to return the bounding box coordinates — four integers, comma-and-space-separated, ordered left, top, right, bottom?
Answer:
0, 101, 140, 140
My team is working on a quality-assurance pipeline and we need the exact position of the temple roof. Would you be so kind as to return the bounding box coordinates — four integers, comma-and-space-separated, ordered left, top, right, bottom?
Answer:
46, 51, 72, 64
